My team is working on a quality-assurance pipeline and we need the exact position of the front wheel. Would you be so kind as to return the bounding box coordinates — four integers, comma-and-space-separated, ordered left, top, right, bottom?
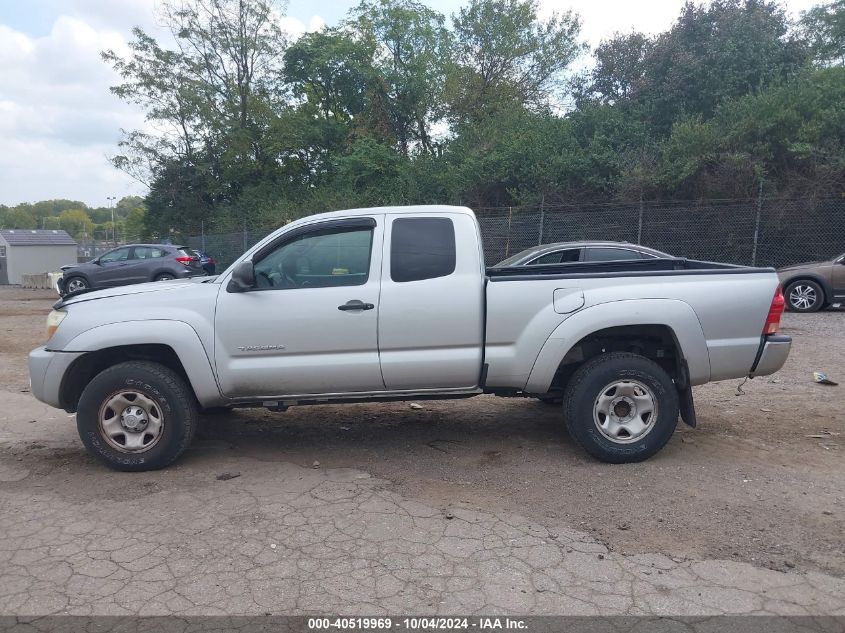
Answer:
563, 352, 679, 463
76, 361, 198, 471
65, 276, 88, 293
784, 280, 824, 312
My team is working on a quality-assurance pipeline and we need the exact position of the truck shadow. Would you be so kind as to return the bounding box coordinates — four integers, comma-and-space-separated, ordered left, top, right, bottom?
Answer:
186, 397, 578, 468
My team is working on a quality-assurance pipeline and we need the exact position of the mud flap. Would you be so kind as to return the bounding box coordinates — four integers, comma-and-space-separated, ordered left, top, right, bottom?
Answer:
676, 359, 697, 428
679, 383, 697, 428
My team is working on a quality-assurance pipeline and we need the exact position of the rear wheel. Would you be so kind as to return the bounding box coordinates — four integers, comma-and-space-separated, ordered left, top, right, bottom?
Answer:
784, 280, 824, 312
76, 361, 197, 471
563, 352, 679, 463
155, 273, 176, 282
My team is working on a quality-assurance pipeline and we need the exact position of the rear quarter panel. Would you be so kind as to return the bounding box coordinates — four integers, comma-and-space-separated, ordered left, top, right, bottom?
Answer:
485, 271, 779, 391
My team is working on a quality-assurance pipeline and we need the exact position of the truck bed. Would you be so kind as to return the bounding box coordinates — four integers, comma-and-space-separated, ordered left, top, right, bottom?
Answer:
482, 257, 781, 392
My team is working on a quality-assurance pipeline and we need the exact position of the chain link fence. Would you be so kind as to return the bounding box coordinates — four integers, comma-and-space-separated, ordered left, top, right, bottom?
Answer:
187, 197, 845, 270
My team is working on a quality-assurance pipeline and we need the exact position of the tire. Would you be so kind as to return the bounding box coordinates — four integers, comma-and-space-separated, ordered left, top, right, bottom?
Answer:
155, 273, 176, 282
784, 280, 824, 313
76, 361, 198, 471
537, 396, 562, 406
65, 276, 88, 293
563, 352, 679, 464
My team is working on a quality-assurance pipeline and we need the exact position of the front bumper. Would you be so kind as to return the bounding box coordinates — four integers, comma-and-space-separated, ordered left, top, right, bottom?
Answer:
749, 335, 792, 377
28, 346, 85, 409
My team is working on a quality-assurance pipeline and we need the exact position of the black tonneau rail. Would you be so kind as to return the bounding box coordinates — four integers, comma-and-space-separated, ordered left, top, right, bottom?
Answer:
486, 257, 775, 281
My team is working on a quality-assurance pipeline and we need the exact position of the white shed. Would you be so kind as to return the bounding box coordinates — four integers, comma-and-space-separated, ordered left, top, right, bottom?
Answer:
0, 230, 78, 285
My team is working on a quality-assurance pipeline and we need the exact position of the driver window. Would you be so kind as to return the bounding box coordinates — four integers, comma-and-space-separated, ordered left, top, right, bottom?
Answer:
99, 247, 130, 263
253, 227, 373, 289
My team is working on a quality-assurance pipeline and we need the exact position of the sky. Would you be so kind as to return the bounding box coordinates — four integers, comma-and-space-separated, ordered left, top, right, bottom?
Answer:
0, 0, 821, 208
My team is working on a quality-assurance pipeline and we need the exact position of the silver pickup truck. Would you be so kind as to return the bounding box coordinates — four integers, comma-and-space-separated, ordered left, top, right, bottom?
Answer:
29, 205, 791, 471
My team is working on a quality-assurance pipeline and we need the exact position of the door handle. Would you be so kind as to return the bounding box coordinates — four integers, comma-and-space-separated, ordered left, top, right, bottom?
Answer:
338, 300, 374, 311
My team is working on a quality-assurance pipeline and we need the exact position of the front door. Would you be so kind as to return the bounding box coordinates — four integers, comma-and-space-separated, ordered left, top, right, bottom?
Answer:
214, 217, 384, 398
96, 247, 133, 286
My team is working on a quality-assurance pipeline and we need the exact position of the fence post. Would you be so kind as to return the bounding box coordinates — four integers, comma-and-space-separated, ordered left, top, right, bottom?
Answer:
538, 195, 545, 245
505, 207, 512, 256
637, 194, 644, 245
751, 180, 763, 267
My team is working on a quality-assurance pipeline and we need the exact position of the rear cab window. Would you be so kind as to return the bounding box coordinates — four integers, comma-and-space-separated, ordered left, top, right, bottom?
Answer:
390, 218, 456, 282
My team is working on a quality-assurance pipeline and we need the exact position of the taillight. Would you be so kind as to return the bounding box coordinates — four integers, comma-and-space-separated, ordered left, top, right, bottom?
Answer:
175, 256, 193, 264
764, 286, 785, 335
207, 258, 215, 264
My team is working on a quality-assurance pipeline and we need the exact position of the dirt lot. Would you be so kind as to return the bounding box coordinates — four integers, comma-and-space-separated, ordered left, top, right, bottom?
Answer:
0, 286, 843, 616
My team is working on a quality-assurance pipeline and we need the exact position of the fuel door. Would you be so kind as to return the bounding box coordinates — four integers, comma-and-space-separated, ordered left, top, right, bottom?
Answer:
553, 287, 585, 314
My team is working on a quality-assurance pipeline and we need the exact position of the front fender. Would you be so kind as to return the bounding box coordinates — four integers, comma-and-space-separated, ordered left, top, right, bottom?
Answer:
524, 298, 711, 394
63, 320, 223, 406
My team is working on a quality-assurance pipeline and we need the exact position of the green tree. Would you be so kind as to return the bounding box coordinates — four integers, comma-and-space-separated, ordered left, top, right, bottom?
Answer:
652, 67, 845, 198
58, 209, 95, 239
2, 207, 37, 229
103, 0, 288, 234
346, 0, 452, 155
447, 0, 583, 121
576, 32, 652, 106
800, 0, 845, 66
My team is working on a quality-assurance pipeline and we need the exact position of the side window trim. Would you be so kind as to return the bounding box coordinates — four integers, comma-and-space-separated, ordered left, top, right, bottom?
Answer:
249, 218, 377, 291
252, 217, 377, 265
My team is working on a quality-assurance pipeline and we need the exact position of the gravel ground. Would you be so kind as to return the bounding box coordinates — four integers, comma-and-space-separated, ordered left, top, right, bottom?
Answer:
0, 286, 843, 616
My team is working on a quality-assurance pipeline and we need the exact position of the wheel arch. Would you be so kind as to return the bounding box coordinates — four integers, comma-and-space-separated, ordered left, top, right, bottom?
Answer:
781, 274, 831, 305
59, 320, 223, 412
524, 299, 710, 395
64, 271, 91, 285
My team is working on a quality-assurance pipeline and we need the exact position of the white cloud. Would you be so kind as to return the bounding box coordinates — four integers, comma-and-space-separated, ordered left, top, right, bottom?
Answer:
0, 3, 324, 207
0, 16, 145, 206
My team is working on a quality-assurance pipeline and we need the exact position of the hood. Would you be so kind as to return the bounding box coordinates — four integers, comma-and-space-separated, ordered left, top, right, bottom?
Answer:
56, 277, 216, 309
777, 261, 826, 272
60, 263, 80, 271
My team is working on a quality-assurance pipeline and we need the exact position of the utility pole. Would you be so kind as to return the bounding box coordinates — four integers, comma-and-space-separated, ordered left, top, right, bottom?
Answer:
106, 196, 117, 245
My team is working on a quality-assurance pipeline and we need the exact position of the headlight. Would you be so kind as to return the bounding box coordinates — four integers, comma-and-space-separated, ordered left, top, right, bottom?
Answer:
46, 309, 67, 341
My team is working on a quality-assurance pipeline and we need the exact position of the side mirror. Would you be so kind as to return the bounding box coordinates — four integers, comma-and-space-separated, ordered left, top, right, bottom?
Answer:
91, 258, 101, 265
227, 260, 255, 293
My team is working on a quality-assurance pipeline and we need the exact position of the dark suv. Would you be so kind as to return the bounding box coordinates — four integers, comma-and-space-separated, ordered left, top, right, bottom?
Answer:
60, 244, 204, 294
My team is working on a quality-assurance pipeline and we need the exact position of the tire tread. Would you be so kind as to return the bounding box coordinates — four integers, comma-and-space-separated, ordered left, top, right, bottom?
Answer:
77, 360, 197, 471
563, 352, 679, 464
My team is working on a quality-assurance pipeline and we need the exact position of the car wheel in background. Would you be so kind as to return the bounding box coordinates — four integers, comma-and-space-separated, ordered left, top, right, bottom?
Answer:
563, 352, 679, 464
65, 277, 88, 293
784, 280, 824, 312
76, 361, 197, 471
155, 273, 176, 281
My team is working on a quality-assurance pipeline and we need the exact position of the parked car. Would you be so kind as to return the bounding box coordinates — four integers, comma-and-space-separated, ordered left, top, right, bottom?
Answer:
778, 253, 845, 312
191, 249, 216, 275
59, 244, 204, 294
495, 241, 672, 267
30, 205, 790, 471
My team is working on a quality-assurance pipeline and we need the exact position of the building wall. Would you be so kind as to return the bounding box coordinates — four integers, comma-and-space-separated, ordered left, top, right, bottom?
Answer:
5, 245, 78, 285
0, 237, 8, 285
